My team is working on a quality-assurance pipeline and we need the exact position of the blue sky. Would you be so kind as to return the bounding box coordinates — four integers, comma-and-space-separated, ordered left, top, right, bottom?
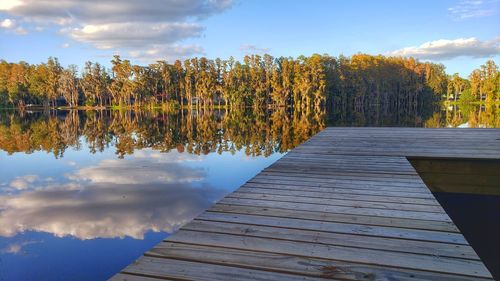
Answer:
0, 0, 499, 76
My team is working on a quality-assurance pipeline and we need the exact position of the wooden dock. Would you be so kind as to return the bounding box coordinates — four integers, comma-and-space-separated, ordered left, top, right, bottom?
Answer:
112, 128, 500, 281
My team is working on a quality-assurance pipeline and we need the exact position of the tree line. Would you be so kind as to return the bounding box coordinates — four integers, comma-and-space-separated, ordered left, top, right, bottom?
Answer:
0, 54, 497, 110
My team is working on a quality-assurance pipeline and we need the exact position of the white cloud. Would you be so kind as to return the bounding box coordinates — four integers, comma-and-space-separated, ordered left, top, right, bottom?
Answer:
2, 240, 39, 254
61, 43, 70, 48
448, 0, 499, 20
14, 26, 27, 34
2, 243, 23, 254
64, 22, 203, 50
128, 44, 205, 62
0, 18, 14, 28
0, 18, 27, 34
389, 37, 500, 60
0, 0, 233, 61
240, 44, 270, 55
9, 175, 39, 190
0, 0, 22, 10
0, 0, 232, 24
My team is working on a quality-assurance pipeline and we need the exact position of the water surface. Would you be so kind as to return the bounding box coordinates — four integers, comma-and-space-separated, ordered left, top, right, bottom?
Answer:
410, 158, 500, 279
0, 104, 498, 280
0, 108, 321, 280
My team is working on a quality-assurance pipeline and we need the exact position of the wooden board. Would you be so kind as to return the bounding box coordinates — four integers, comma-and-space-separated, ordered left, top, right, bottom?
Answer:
112, 127, 500, 280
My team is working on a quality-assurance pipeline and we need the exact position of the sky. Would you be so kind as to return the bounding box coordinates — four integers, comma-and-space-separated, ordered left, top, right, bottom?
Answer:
0, 0, 499, 76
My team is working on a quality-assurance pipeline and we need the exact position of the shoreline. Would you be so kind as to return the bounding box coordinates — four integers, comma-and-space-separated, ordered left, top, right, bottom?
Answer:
1, 101, 499, 111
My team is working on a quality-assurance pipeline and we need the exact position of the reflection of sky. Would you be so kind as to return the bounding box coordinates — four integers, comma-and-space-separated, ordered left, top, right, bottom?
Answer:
0, 144, 283, 280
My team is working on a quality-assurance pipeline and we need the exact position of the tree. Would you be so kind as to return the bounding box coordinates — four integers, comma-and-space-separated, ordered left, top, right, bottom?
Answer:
447, 73, 469, 102
469, 69, 482, 101
480, 60, 498, 103
7, 61, 29, 107
46, 57, 62, 106
58, 65, 79, 107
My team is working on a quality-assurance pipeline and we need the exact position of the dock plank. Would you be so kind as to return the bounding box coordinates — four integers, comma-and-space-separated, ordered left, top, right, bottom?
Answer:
145, 243, 488, 281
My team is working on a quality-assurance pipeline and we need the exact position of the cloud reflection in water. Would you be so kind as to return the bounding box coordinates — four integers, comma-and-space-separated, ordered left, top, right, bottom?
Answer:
0, 150, 226, 240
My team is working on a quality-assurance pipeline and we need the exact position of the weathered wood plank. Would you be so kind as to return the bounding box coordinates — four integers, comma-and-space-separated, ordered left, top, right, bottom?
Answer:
245, 181, 433, 194
165, 230, 491, 278
237, 186, 439, 204
121, 256, 331, 281
253, 172, 429, 185
259, 171, 424, 182
183, 219, 476, 259
196, 212, 465, 244
248, 177, 431, 191
219, 197, 451, 221
242, 182, 436, 198
228, 191, 445, 212
110, 273, 172, 281
146, 242, 488, 281
250, 176, 429, 189
208, 204, 459, 232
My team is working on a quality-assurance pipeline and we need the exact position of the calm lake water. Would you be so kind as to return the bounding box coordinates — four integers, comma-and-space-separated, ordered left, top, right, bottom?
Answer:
0, 104, 498, 280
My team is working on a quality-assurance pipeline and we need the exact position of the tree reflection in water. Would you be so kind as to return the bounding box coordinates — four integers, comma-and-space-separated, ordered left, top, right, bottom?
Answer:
0, 108, 326, 158
1, 103, 498, 158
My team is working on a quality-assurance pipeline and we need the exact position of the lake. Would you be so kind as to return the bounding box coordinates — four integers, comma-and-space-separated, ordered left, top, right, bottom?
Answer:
0, 104, 498, 280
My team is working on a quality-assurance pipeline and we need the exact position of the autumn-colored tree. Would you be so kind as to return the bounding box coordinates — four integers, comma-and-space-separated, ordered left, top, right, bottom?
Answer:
447, 73, 469, 102
46, 57, 62, 106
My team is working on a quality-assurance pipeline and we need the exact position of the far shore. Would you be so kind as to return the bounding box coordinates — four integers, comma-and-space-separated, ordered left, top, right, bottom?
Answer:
1, 100, 498, 111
